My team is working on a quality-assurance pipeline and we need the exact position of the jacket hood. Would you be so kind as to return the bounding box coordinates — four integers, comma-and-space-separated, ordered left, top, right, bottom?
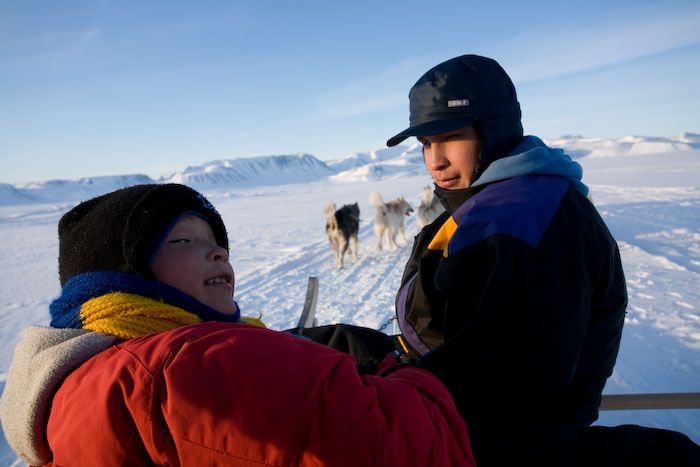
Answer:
472, 135, 588, 196
0, 327, 116, 466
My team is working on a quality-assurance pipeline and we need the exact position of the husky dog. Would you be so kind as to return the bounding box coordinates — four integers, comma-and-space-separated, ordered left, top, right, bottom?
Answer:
325, 202, 360, 269
368, 192, 414, 251
416, 186, 445, 229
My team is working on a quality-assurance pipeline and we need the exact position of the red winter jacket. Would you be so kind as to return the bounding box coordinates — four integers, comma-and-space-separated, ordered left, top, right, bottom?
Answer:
44, 322, 474, 466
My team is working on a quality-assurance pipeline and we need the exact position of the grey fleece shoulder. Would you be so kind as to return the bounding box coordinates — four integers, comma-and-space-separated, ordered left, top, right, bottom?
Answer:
0, 326, 117, 466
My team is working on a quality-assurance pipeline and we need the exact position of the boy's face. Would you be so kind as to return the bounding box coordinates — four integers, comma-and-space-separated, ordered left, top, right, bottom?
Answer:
418, 125, 481, 190
151, 215, 237, 315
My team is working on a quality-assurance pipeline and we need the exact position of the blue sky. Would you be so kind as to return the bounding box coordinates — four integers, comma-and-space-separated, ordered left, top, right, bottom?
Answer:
1, 0, 699, 184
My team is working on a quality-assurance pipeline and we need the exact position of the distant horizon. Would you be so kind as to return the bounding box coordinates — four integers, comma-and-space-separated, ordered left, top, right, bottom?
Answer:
3, 127, 699, 187
3, 131, 698, 188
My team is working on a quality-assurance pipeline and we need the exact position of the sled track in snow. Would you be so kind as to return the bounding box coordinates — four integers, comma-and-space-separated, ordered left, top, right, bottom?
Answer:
235, 218, 415, 330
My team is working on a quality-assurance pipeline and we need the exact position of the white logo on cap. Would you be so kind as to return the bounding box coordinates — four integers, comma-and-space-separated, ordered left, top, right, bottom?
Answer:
447, 99, 470, 108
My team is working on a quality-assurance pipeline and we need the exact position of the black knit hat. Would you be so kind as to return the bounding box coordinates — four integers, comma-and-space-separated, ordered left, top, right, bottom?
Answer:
387, 54, 523, 176
58, 184, 228, 286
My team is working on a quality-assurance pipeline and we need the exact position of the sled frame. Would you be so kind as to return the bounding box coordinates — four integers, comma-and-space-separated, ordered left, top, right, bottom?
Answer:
296, 276, 319, 329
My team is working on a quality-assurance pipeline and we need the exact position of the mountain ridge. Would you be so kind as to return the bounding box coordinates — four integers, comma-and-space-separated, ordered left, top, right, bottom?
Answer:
2, 133, 696, 206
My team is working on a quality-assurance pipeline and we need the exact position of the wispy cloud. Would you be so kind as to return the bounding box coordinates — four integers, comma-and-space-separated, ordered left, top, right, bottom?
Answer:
1, 27, 101, 71
312, 57, 428, 120
82, 27, 101, 43
314, 5, 700, 120
498, 7, 700, 83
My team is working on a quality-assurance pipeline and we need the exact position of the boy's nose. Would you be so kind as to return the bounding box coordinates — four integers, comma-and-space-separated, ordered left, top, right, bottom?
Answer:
208, 245, 229, 262
425, 145, 449, 171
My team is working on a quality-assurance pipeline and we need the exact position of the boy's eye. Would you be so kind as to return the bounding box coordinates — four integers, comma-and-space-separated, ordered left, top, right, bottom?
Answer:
169, 238, 191, 244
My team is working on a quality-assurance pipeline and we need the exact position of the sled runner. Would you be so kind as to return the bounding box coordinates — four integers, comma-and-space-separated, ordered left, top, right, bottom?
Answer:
296, 276, 319, 328
600, 392, 700, 410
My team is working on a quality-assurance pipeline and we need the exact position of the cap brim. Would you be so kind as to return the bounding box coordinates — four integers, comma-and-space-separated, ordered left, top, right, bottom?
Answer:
386, 116, 476, 147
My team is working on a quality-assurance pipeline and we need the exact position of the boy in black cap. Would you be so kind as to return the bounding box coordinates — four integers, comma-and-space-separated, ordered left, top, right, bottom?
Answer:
1, 183, 477, 466
389, 55, 699, 466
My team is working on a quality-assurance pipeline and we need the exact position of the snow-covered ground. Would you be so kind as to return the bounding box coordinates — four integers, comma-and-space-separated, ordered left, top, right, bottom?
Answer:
0, 136, 698, 463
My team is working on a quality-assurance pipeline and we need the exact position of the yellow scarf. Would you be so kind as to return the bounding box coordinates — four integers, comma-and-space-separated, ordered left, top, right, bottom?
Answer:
80, 292, 201, 340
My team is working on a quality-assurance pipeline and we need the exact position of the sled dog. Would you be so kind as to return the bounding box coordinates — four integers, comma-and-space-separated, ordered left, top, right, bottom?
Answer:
368, 192, 413, 251
416, 186, 445, 229
325, 202, 360, 269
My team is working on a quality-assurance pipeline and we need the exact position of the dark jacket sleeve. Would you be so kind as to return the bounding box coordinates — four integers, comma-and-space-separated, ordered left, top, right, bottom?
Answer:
287, 323, 399, 374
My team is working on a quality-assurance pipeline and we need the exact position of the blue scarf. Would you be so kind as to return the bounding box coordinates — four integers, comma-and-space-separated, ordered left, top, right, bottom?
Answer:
50, 271, 241, 331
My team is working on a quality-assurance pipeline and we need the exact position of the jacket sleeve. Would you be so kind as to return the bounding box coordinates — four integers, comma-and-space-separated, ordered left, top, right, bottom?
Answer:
154, 325, 476, 466
566, 235, 627, 424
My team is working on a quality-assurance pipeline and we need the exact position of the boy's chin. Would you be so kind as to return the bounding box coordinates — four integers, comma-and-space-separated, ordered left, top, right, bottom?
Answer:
206, 298, 238, 316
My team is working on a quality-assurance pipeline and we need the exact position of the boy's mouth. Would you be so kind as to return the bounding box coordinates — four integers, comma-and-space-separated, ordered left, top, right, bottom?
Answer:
204, 273, 232, 286
436, 176, 459, 189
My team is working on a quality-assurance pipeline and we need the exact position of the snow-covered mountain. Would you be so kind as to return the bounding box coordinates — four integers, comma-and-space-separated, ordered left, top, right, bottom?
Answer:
330, 144, 424, 183
165, 153, 334, 187
0, 183, 40, 204
545, 133, 700, 158
2, 174, 155, 206
326, 146, 408, 172
675, 132, 700, 144
2, 134, 697, 206
0, 154, 334, 205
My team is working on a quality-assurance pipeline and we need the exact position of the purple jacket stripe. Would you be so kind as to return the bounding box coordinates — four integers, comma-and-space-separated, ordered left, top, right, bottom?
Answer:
396, 273, 431, 356
449, 175, 569, 255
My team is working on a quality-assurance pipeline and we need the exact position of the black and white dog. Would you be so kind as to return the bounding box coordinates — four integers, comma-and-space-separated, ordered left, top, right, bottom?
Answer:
325, 202, 360, 269
368, 192, 414, 251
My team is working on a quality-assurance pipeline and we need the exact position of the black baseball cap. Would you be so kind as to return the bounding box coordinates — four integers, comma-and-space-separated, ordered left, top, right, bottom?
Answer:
387, 54, 521, 147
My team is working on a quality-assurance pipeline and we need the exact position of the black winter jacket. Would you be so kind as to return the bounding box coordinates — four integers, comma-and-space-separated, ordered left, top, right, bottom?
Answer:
396, 173, 627, 465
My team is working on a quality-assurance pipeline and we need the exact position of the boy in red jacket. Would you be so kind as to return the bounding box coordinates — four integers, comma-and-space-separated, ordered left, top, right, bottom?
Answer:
1, 183, 475, 466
